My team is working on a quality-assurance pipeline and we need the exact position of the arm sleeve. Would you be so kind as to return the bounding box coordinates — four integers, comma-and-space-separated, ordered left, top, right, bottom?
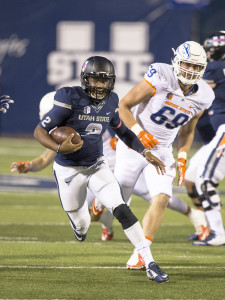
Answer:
111, 121, 145, 154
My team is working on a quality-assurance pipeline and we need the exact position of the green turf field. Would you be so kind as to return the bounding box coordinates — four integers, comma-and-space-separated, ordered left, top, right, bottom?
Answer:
0, 137, 225, 300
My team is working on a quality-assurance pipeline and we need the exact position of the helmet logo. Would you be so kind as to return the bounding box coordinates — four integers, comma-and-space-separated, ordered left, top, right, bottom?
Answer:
81, 60, 89, 72
178, 43, 191, 59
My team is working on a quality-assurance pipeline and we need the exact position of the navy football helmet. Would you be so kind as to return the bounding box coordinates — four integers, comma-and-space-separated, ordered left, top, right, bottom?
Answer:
203, 31, 225, 61
80, 56, 116, 103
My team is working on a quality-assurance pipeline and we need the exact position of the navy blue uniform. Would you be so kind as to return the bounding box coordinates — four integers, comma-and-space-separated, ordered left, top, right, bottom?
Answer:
39, 86, 145, 167
196, 60, 225, 143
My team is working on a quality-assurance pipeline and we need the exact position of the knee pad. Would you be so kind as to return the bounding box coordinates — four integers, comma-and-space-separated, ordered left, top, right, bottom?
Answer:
198, 180, 221, 211
113, 204, 138, 230
187, 184, 199, 199
187, 185, 202, 207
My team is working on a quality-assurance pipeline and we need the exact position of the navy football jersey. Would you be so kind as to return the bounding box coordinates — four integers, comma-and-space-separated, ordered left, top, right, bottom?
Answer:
203, 61, 225, 113
39, 86, 121, 167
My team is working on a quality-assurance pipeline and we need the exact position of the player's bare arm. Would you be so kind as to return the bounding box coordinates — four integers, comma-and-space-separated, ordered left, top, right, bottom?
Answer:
34, 125, 83, 154
177, 111, 203, 155
176, 111, 203, 186
11, 149, 56, 173
119, 79, 155, 129
119, 79, 159, 149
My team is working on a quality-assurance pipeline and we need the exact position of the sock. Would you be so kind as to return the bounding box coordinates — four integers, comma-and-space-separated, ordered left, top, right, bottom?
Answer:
124, 222, 154, 267
206, 210, 225, 235
168, 195, 188, 214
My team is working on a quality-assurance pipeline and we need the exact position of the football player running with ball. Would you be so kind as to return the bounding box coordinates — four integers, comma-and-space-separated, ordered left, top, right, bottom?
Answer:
33, 56, 169, 283
115, 41, 215, 269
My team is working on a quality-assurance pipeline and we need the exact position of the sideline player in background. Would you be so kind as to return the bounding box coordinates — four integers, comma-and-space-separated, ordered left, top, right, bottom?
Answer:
0, 95, 14, 113
33, 56, 170, 283
115, 41, 214, 268
182, 31, 225, 246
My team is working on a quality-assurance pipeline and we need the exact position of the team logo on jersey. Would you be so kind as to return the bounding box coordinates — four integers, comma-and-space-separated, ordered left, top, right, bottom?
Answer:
91, 101, 105, 113
166, 93, 173, 100
83, 106, 91, 114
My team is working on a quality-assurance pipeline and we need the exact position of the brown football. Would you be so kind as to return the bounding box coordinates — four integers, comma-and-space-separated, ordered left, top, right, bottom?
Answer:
50, 126, 82, 145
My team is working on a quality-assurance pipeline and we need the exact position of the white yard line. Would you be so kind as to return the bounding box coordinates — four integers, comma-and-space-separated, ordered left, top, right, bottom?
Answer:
0, 264, 224, 270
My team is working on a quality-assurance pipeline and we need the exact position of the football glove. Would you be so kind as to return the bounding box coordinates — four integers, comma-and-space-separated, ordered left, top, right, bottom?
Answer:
110, 137, 118, 151
11, 161, 32, 173
177, 158, 186, 187
0, 95, 14, 113
137, 131, 159, 149
216, 136, 225, 158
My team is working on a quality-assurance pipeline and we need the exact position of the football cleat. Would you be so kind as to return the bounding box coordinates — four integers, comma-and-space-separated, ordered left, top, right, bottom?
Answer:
146, 262, 169, 283
126, 249, 146, 270
92, 198, 105, 217
73, 229, 87, 242
198, 225, 210, 241
192, 230, 225, 246
187, 208, 210, 241
188, 233, 199, 241
101, 228, 114, 241
188, 225, 210, 241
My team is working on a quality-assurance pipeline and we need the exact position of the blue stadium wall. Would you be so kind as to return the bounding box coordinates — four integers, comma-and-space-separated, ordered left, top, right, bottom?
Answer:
0, 0, 223, 135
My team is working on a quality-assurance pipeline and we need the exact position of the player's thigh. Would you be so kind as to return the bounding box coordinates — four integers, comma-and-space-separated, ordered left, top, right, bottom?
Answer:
53, 162, 87, 211
88, 164, 124, 213
86, 188, 95, 209
133, 171, 151, 203
185, 145, 207, 182
114, 140, 146, 186
143, 162, 176, 198
198, 125, 225, 183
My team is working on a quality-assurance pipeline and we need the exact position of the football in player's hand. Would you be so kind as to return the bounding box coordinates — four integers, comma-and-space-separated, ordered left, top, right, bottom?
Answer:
50, 126, 82, 145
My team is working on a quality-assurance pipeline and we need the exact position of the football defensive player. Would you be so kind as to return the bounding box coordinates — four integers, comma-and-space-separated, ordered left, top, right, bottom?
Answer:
115, 41, 215, 268
33, 56, 169, 283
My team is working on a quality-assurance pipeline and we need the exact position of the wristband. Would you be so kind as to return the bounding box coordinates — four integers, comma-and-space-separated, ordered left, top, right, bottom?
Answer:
141, 148, 151, 157
29, 161, 33, 171
178, 151, 187, 160
130, 123, 143, 136
56, 144, 61, 153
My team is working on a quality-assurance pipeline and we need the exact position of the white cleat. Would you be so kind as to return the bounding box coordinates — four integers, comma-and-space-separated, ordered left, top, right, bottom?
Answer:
126, 249, 146, 270
188, 208, 210, 241
193, 230, 225, 246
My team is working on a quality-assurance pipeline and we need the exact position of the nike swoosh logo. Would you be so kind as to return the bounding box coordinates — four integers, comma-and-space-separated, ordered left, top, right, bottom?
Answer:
106, 112, 111, 115
189, 106, 196, 109
74, 230, 83, 241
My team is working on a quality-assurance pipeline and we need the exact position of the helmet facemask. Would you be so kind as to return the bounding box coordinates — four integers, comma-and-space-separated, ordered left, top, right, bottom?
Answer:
172, 41, 207, 85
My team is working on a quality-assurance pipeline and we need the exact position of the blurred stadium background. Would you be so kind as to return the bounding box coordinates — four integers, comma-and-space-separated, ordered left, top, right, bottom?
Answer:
1, 2, 225, 298
0, 0, 225, 137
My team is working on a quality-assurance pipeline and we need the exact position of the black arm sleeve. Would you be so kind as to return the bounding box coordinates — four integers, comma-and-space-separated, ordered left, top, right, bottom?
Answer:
111, 121, 145, 154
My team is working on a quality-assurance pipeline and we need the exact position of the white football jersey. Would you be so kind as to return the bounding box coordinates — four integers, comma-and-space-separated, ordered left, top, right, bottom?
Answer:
134, 63, 215, 147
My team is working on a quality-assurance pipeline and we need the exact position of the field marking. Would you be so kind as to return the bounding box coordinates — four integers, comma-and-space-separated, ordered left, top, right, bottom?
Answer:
0, 264, 225, 270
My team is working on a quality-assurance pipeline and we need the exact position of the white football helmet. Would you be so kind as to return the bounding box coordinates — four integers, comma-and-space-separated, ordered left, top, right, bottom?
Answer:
39, 91, 55, 120
172, 41, 207, 85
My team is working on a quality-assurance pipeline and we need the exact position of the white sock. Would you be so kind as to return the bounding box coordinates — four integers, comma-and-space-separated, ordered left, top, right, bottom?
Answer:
135, 239, 154, 267
168, 195, 188, 214
206, 210, 225, 235
124, 222, 154, 266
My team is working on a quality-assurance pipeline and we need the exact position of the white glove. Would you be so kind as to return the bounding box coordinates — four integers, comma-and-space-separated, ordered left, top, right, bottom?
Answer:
0, 95, 14, 113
